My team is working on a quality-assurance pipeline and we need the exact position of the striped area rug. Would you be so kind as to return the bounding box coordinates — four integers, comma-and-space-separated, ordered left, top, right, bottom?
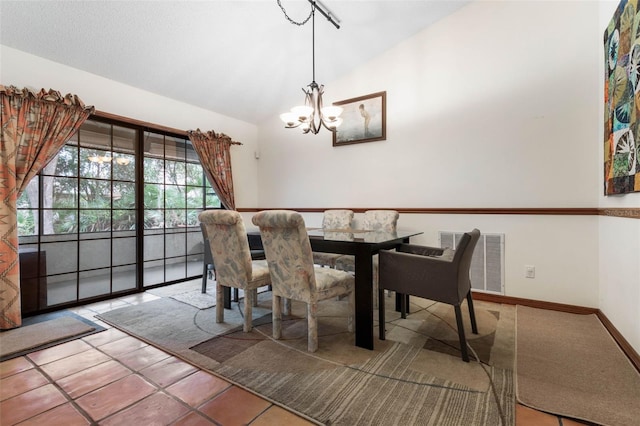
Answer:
192, 297, 515, 425
214, 341, 512, 425
99, 294, 515, 425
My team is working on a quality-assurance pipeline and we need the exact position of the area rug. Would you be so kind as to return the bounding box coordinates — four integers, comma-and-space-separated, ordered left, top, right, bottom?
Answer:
516, 306, 640, 426
0, 312, 102, 361
99, 293, 515, 425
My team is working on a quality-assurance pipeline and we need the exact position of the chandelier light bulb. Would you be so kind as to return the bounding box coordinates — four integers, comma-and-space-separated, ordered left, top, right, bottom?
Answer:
280, 112, 299, 127
327, 117, 343, 129
321, 106, 343, 121
291, 105, 313, 121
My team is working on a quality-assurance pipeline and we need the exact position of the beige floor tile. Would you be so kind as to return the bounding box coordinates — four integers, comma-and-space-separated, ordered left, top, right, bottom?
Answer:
100, 392, 190, 426
17, 402, 91, 426
40, 348, 111, 380
139, 356, 198, 387
171, 411, 217, 425
0, 357, 33, 379
116, 345, 170, 371
198, 386, 271, 425
82, 328, 127, 347
75, 374, 157, 421
0, 384, 67, 425
57, 359, 132, 399
516, 404, 559, 426
97, 335, 147, 358
0, 369, 49, 401
166, 370, 230, 407
27, 340, 92, 366
251, 405, 316, 426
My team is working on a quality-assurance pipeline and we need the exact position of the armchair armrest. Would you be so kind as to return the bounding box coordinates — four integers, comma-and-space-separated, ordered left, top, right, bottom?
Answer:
398, 243, 443, 256
397, 243, 455, 260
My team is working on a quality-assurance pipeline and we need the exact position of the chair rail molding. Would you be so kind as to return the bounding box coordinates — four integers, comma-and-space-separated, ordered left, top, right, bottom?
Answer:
238, 207, 640, 219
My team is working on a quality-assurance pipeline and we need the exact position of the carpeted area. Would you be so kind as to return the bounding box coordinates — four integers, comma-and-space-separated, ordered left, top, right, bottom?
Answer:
0, 311, 103, 361
98, 293, 515, 425
516, 305, 640, 426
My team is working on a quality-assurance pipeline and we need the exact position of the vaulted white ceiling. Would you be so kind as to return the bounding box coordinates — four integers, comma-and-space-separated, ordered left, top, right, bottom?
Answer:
1, 0, 470, 125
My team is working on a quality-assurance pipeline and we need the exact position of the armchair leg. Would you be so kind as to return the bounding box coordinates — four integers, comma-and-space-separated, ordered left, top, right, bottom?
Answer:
378, 287, 386, 340
454, 305, 470, 362
467, 291, 478, 334
400, 294, 407, 319
395, 293, 411, 315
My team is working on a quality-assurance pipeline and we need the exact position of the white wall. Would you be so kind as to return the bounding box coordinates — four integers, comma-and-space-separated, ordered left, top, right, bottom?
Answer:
0, 46, 260, 208
257, 0, 640, 353
598, 0, 640, 353
258, 0, 600, 209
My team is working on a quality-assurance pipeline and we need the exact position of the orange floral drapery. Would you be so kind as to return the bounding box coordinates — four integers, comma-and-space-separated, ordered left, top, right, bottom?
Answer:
188, 129, 242, 210
0, 85, 94, 329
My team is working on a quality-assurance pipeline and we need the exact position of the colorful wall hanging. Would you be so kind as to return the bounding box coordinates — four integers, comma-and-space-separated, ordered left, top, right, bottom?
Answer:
604, 0, 640, 195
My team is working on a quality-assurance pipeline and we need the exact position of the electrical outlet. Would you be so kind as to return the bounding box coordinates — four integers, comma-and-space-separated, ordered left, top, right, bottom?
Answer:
525, 265, 535, 279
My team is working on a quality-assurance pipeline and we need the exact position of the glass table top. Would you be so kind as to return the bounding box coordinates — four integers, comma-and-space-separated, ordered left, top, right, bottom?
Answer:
306, 228, 422, 243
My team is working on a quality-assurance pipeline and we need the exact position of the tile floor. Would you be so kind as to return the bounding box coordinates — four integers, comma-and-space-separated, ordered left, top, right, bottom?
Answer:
1, 286, 591, 425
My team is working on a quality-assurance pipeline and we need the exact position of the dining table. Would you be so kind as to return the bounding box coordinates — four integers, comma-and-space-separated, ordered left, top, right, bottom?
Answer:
247, 227, 423, 350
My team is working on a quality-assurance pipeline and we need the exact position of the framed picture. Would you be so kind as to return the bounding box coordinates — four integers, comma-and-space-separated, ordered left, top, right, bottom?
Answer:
604, 2, 640, 194
332, 91, 386, 146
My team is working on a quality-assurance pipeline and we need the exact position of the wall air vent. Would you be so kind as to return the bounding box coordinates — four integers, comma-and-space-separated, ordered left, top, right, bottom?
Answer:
439, 231, 505, 294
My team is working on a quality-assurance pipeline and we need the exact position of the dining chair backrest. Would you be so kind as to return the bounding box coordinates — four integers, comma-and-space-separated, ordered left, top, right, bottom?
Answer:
199, 210, 253, 287
322, 209, 354, 230
453, 228, 481, 302
251, 210, 317, 303
364, 210, 399, 232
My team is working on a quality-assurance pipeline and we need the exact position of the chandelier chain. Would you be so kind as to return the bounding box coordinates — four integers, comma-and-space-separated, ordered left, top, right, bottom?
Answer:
277, 0, 313, 26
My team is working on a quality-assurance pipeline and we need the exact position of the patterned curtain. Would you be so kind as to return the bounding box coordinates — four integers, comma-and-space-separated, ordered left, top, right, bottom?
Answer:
187, 129, 242, 210
0, 85, 94, 329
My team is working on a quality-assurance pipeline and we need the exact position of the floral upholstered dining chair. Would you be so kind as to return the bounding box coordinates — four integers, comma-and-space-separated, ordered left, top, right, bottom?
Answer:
252, 210, 355, 352
334, 210, 400, 306
312, 209, 354, 268
198, 210, 271, 332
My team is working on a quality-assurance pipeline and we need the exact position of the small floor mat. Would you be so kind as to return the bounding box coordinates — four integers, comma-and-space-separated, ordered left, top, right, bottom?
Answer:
0, 311, 104, 361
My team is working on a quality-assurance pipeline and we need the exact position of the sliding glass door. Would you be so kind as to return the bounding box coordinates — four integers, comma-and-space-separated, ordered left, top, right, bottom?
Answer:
142, 131, 218, 287
17, 117, 219, 315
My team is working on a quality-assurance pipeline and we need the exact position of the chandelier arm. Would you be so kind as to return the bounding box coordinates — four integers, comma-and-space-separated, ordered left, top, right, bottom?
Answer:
319, 119, 337, 132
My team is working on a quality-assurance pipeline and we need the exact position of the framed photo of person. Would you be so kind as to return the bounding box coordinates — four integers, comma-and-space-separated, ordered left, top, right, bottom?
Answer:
332, 91, 386, 146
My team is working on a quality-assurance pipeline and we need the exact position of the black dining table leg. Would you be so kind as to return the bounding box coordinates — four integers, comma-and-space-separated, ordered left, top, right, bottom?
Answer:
223, 287, 231, 309
354, 245, 374, 350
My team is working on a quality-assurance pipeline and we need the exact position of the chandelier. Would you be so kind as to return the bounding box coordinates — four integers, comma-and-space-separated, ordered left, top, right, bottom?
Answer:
279, 0, 342, 134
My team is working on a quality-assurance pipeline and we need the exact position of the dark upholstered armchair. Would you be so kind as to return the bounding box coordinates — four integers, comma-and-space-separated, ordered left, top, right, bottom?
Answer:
378, 229, 481, 362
